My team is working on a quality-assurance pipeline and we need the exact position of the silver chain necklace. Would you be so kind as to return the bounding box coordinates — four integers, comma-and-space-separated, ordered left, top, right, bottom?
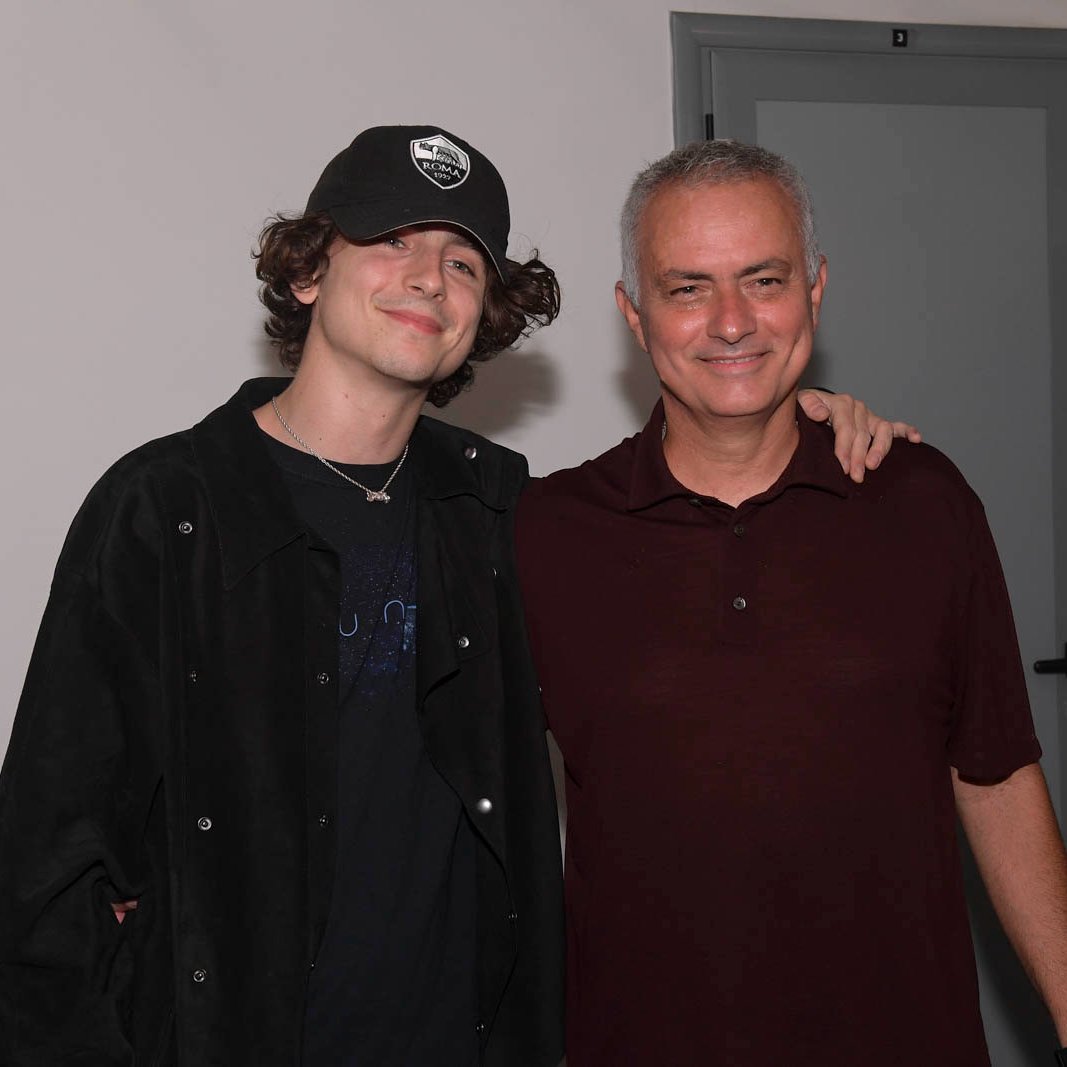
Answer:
270, 397, 409, 503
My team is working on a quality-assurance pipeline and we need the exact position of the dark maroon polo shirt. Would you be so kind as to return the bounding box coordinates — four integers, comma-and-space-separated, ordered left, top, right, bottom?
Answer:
517, 402, 1040, 1066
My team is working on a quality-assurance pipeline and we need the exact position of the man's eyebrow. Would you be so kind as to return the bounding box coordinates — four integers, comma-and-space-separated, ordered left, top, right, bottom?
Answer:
660, 268, 715, 283
390, 224, 483, 255
658, 259, 794, 284
440, 230, 483, 256
738, 258, 793, 277
448, 233, 489, 266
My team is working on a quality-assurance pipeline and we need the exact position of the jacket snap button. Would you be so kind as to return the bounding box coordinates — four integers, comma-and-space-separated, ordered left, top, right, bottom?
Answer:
197, 816, 212, 831
456, 635, 470, 650
464, 445, 478, 460
475, 1021, 486, 1034
507, 910, 518, 922
192, 969, 207, 983
476, 797, 493, 814
187, 669, 198, 683
318, 812, 331, 827
732, 596, 747, 611
178, 521, 193, 535
316, 672, 330, 686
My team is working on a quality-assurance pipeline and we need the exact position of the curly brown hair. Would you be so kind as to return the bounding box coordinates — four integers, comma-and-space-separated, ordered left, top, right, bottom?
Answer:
254, 212, 560, 407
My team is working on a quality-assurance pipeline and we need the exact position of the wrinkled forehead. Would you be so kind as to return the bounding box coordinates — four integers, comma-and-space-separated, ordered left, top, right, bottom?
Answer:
639, 176, 805, 259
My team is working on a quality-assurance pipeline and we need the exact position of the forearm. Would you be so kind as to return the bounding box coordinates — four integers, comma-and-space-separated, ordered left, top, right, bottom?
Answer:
954, 762, 1067, 1040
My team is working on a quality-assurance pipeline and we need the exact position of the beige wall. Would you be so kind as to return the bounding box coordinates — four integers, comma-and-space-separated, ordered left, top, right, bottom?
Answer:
2, 0, 1066, 750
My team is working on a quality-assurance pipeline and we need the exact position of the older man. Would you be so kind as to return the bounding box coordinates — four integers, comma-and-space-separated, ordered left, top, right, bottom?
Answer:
518, 140, 1067, 1065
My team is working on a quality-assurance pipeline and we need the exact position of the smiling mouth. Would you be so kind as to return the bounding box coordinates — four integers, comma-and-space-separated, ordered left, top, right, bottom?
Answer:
702, 352, 765, 367
382, 308, 445, 334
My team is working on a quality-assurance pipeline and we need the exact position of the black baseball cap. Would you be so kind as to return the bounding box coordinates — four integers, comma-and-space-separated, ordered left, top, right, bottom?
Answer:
306, 125, 511, 280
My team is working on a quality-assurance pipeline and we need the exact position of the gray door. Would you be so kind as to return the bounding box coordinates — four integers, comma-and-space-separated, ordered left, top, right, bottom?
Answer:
673, 17, 1067, 1065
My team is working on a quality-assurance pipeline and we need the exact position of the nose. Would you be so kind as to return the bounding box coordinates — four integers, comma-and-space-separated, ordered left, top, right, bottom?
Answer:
707, 287, 756, 344
404, 247, 445, 300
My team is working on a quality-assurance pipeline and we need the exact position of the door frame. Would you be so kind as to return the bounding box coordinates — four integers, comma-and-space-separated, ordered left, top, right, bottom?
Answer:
672, 15, 1067, 145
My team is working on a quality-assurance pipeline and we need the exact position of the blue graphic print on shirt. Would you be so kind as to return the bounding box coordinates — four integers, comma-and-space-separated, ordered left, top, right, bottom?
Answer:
336, 533, 416, 697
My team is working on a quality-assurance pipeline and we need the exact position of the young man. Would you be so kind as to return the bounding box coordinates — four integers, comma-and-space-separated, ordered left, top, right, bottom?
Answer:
517, 139, 1067, 1065
0, 125, 565, 1067
0, 125, 902, 1064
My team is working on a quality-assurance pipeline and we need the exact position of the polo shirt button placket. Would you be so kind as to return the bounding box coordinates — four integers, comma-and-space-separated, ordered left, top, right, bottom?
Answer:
725, 509, 753, 635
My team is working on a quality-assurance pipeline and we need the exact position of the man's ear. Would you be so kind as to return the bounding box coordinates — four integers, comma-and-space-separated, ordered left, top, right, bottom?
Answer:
809, 256, 828, 329
291, 275, 320, 306
615, 281, 648, 352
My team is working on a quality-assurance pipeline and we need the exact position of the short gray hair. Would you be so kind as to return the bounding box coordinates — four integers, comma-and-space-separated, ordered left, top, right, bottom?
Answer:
619, 139, 821, 304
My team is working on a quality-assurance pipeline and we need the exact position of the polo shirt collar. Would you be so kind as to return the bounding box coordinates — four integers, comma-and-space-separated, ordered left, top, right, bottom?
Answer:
626, 397, 851, 511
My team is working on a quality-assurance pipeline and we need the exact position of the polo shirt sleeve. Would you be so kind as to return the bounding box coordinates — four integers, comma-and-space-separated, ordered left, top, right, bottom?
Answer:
947, 489, 1041, 780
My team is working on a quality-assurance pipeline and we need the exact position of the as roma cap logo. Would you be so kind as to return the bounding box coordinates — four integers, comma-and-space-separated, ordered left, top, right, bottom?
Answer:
410, 134, 471, 190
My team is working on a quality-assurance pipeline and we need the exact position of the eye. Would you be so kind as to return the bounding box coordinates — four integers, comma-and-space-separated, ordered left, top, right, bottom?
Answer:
446, 256, 482, 280
669, 285, 699, 297
752, 275, 783, 287
384, 234, 407, 249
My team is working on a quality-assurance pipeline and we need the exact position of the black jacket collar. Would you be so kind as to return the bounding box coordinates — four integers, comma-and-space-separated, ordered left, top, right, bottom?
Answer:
190, 378, 510, 589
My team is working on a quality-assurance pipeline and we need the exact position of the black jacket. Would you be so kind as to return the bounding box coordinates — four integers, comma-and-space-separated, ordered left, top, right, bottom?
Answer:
0, 379, 564, 1066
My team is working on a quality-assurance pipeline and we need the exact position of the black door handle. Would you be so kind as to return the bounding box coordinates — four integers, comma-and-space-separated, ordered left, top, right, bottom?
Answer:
1034, 644, 1067, 675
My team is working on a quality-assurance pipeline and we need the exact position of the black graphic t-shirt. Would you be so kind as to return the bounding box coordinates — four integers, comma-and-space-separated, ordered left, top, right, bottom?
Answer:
263, 434, 477, 1067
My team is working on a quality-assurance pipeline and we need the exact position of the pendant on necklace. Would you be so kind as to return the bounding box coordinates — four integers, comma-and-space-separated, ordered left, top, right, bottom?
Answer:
365, 489, 390, 503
